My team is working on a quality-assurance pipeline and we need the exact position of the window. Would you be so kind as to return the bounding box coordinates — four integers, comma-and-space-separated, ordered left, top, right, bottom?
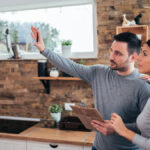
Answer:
0, 0, 97, 59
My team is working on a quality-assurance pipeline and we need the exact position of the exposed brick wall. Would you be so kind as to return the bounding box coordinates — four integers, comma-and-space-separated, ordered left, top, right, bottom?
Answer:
0, 60, 93, 119
94, 0, 150, 65
0, 0, 150, 119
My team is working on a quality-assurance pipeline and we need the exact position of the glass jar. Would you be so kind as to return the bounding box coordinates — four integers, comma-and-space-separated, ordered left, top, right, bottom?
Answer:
49, 68, 59, 77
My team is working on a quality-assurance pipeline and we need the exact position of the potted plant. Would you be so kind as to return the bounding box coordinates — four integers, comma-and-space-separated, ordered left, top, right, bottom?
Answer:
61, 40, 72, 58
49, 104, 63, 123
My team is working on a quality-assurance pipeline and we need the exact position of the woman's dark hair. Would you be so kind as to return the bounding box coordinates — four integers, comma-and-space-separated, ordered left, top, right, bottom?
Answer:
114, 32, 141, 55
146, 40, 150, 47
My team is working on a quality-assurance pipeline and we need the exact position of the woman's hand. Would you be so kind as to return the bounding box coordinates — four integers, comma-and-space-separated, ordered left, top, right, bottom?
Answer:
111, 113, 128, 136
111, 113, 136, 142
91, 120, 115, 136
31, 26, 45, 52
141, 74, 150, 83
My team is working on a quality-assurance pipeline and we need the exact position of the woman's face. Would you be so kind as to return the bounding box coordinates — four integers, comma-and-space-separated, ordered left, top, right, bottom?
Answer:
137, 43, 150, 74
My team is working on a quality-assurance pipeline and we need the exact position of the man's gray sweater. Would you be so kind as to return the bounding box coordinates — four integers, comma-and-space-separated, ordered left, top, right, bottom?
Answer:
42, 49, 150, 150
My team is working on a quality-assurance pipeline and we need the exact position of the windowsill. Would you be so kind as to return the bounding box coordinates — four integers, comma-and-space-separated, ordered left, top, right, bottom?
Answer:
0, 58, 38, 61
0, 53, 47, 60
55, 51, 98, 59
0, 51, 99, 60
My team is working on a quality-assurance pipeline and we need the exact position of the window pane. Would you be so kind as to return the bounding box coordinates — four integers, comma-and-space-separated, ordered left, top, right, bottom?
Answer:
0, 4, 94, 55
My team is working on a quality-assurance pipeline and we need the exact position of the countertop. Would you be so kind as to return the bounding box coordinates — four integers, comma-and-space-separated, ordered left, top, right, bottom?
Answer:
0, 124, 95, 146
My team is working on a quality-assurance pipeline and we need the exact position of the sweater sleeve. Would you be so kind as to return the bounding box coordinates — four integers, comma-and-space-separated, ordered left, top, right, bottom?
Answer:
42, 48, 97, 83
133, 134, 150, 150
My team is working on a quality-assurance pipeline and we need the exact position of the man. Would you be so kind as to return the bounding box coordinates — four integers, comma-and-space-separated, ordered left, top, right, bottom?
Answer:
31, 26, 150, 150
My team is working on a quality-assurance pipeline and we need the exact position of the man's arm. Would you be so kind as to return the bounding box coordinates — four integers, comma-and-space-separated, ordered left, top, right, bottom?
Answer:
42, 48, 96, 83
31, 26, 97, 83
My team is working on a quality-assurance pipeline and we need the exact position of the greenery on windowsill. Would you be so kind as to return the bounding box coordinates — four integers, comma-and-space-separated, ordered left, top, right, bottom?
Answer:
61, 40, 72, 46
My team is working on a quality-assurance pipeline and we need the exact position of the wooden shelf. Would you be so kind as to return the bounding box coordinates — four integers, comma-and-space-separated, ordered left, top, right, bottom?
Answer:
116, 25, 148, 45
33, 77, 81, 81
33, 77, 81, 94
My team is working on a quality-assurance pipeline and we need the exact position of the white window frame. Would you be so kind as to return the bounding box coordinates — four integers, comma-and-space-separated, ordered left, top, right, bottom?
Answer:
0, 0, 98, 59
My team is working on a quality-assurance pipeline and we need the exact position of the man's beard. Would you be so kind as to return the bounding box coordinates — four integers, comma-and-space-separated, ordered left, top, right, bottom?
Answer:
110, 60, 128, 72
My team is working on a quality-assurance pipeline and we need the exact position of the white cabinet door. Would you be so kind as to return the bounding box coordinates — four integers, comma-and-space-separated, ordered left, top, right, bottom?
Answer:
0, 138, 26, 150
84, 146, 91, 150
27, 141, 83, 150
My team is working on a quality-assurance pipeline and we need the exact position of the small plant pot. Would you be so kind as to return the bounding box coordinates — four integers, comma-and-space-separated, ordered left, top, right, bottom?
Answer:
62, 45, 71, 58
50, 112, 61, 123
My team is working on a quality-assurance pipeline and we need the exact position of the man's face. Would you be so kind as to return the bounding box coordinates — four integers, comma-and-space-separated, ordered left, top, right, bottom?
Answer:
109, 41, 132, 72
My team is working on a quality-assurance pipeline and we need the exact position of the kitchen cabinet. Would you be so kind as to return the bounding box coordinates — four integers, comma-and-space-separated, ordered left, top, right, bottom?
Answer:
84, 146, 91, 150
27, 141, 83, 150
0, 138, 26, 150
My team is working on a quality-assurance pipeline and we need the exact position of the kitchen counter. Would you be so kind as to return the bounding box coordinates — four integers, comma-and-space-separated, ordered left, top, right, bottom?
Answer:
0, 124, 95, 146
84, 131, 95, 146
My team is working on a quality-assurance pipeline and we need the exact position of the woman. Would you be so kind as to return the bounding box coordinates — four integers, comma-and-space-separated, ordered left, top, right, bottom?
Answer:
111, 40, 150, 150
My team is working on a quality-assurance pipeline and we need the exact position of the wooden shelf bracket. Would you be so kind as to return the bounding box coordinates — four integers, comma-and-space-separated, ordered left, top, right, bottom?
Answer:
33, 77, 81, 94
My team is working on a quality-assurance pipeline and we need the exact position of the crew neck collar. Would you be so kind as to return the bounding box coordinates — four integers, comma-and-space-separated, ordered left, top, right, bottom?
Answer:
114, 69, 139, 79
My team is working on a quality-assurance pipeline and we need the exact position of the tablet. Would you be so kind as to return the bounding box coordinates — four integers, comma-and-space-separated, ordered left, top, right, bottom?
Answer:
71, 105, 104, 130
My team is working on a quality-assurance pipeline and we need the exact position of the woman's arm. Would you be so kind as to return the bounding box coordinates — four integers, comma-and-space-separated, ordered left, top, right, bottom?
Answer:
111, 113, 136, 142
111, 113, 150, 150
133, 134, 150, 150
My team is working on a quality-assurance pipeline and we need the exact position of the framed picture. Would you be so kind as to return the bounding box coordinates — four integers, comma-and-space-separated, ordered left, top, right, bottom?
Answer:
116, 25, 148, 45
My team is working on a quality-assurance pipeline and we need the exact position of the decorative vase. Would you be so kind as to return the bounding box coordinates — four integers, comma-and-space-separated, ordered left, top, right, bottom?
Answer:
62, 45, 71, 58
50, 112, 61, 123
49, 68, 59, 77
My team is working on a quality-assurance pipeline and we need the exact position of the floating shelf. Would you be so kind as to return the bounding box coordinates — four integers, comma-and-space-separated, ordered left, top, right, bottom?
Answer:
116, 25, 148, 45
33, 77, 81, 94
33, 77, 81, 81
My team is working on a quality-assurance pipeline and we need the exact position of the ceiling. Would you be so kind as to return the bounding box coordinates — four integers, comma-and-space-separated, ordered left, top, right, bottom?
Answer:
0, 0, 91, 12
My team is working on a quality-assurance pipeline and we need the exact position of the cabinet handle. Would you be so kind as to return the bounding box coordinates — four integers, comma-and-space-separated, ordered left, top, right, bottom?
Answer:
49, 144, 58, 148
